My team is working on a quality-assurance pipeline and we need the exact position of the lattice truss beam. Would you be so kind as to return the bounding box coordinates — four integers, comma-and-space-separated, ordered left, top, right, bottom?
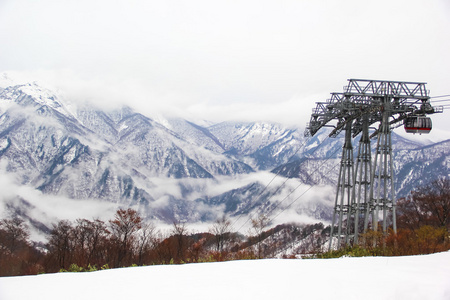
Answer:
305, 79, 439, 138
304, 79, 442, 250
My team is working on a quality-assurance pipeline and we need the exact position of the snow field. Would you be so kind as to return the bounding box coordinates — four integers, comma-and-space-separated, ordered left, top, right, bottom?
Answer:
1, 251, 449, 300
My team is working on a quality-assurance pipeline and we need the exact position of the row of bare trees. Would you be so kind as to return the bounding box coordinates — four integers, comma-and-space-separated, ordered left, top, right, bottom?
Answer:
45, 208, 209, 272
0, 208, 253, 276
0, 206, 286, 276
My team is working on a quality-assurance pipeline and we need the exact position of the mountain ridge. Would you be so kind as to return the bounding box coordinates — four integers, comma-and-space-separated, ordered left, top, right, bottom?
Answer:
0, 80, 448, 237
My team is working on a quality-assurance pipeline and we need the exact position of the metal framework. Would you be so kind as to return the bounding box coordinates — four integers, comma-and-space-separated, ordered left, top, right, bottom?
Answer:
305, 79, 443, 250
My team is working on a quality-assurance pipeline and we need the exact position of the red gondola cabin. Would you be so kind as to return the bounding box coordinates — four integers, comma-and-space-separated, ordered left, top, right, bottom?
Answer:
404, 116, 432, 134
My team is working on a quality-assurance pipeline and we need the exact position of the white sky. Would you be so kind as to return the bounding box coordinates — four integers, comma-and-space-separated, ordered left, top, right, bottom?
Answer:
1, 0, 450, 132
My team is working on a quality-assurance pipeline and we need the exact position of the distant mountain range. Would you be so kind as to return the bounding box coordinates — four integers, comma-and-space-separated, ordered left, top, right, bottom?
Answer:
0, 80, 448, 235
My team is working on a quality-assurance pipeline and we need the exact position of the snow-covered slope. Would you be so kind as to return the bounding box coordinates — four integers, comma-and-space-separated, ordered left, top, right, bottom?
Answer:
1, 251, 449, 300
209, 121, 294, 155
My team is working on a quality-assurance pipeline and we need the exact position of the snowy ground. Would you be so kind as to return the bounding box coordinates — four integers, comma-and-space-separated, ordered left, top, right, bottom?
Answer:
1, 251, 449, 300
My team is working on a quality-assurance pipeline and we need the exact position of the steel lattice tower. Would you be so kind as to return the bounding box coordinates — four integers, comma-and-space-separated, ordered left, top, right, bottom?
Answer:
305, 79, 442, 250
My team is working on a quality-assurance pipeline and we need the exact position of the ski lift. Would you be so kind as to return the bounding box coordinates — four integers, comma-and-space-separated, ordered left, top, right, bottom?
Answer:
404, 116, 432, 134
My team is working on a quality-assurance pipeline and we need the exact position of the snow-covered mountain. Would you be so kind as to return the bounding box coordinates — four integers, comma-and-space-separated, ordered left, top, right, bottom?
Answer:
0, 80, 448, 236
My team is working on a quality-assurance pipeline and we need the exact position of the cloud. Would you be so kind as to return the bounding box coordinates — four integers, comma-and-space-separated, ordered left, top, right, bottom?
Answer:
1, 0, 450, 237
0, 162, 119, 240
1, 0, 449, 129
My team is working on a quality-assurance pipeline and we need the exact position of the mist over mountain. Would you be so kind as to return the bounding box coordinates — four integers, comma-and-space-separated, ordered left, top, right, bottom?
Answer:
0, 79, 448, 238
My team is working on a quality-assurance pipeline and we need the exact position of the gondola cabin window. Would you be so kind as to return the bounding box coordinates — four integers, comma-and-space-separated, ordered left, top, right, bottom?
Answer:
404, 116, 432, 134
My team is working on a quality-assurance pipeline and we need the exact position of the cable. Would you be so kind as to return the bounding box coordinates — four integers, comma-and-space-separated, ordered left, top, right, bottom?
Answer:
269, 148, 340, 222
229, 133, 312, 229
233, 134, 332, 232
431, 99, 450, 103
268, 159, 340, 224
236, 134, 335, 233
430, 94, 450, 99
246, 145, 340, 253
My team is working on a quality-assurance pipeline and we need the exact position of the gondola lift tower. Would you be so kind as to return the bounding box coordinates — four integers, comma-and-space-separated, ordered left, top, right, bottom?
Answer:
305, 79, 443, 250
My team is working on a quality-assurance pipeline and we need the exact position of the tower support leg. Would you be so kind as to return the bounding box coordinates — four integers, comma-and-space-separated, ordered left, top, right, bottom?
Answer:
365, 105, 397, 243
329, 122, 354, 250
352, 116, 371, 245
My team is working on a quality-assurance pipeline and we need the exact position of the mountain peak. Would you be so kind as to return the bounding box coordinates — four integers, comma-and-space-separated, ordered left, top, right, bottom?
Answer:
0, 81, 76, 121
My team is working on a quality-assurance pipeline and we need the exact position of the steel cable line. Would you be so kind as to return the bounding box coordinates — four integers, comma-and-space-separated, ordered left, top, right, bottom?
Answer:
229, 134, 313, 229
248, 146, 341, 254
258, 107, 380, 225
262, 144, 340, 222
234, 134, 333, 233
431, 99, 450, 103
267, 158, 340, 225
430, 94, 450, 98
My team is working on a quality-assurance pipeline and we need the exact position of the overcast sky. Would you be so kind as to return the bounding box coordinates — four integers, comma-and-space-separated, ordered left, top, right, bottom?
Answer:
1, 0, 449, 134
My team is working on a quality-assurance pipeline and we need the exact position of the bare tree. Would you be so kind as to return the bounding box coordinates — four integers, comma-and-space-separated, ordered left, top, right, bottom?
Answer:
47, 220, 74, 270
171, 220, 188, 262
0, 217, 35, 276
136, 221, 157, 265
153, 230, 172, 264
209, 215, 233, 252
109, 208, 142, 267
0, 217, 29, 254
250, 214, 269, 258
87, 218, 110, 266
72, 218, 109, 267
